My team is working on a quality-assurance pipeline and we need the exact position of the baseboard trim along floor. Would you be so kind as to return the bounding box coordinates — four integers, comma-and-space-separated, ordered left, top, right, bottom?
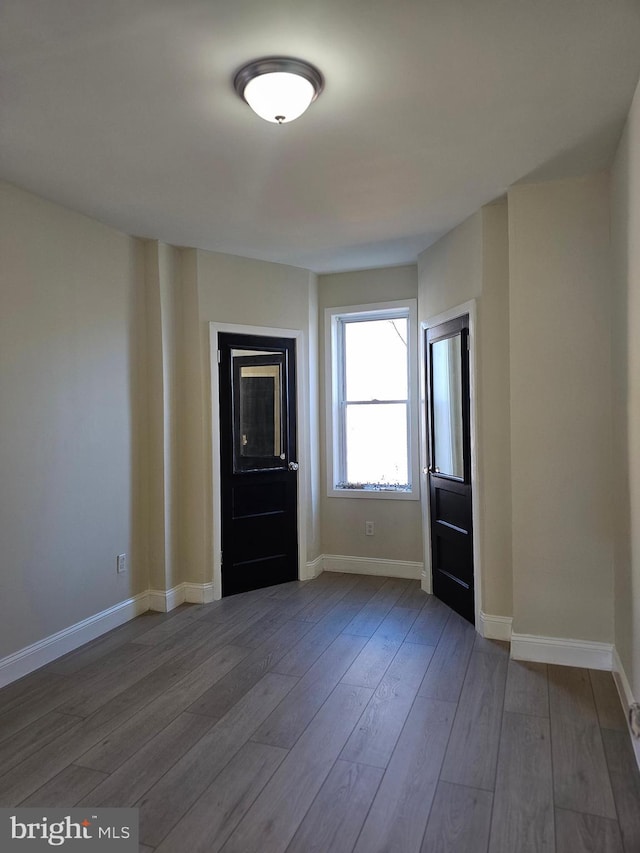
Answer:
0, 591, 149, 688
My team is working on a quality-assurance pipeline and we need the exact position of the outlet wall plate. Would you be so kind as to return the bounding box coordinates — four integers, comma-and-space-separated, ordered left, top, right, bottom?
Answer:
116, 554, 127, 574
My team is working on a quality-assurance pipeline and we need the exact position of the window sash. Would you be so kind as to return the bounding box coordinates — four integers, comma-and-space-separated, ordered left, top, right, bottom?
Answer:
337, 313, 411, 490
340, 400, 411, 489
341, 399, 408, 406
325, 299, 418, 500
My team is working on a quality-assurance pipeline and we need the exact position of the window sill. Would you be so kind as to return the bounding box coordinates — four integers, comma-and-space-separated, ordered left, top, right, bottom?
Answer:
327, 486, 419, 501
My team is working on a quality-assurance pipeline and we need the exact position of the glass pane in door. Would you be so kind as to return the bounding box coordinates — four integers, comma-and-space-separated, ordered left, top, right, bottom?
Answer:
431, 335, 464, 478
231, 350, 286, 471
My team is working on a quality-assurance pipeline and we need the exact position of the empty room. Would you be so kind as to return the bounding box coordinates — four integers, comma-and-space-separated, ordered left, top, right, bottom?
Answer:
1, 2, 640, 851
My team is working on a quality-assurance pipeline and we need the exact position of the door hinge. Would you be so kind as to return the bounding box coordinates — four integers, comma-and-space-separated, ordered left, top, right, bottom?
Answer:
466, 336, 470, 351
217, 349, 221, 364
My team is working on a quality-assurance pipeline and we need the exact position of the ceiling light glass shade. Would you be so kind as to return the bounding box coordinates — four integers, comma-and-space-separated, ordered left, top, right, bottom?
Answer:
244, 72, 315, 124
234, 58, 324, 124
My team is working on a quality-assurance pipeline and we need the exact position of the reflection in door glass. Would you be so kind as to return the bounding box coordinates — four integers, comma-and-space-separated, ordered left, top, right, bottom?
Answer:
431, 335, 464, 478
231, 350, 284, 471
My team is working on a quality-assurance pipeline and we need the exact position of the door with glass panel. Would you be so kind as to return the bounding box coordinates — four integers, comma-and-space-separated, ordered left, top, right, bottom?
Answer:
426, 316, 474, 623
218, 332, 298, 596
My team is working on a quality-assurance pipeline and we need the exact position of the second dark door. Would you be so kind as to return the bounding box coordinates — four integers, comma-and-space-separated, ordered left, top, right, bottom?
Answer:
218, 332, 298, 596
426, 316, 475, 624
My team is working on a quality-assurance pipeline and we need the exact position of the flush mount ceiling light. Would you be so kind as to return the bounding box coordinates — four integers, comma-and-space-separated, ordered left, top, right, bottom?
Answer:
233, 57, 324, 124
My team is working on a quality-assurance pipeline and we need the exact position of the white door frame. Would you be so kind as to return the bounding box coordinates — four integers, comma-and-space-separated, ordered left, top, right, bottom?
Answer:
209, 322, 309, 601
419, 299, 483, 631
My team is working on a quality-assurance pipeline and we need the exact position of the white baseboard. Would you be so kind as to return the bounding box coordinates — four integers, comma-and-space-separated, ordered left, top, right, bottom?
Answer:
0, 592, 150, 689
613, 648, 640, 772
6, 559, 428, 688
613, 648, 635, 709
149, 582, 215, 611
148, 585, 186, 613
510, 632, 614, 671
322, 554, 423, 580
184, 582, 215, 604
302, 557, 324, 581
480, 612, 513, 641
0, 579, 216, 688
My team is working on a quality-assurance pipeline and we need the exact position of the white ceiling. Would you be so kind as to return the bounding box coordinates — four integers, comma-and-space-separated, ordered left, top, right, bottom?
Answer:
2, 0, 640, 273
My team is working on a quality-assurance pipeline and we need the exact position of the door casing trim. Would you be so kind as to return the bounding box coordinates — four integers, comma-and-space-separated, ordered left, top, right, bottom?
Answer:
420, 299, 482, 631
209, 322, 308, 600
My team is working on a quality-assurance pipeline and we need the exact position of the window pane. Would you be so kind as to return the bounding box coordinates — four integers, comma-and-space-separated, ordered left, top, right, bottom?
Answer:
343, 403, 409, 487
344, 318, 408, 401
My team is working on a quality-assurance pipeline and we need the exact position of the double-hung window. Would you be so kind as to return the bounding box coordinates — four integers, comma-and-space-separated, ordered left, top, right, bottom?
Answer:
326, 299, 418, 499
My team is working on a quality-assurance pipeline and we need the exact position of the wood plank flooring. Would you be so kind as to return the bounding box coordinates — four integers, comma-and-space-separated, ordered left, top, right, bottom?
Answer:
1, 572, 638, 853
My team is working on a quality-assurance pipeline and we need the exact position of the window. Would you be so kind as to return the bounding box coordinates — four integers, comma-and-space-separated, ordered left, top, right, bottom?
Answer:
326, 300, 419, 499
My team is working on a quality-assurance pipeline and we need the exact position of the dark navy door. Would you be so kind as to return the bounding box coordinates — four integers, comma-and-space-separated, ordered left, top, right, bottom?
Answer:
426, 316, 474, 624
218, 333, 298, 596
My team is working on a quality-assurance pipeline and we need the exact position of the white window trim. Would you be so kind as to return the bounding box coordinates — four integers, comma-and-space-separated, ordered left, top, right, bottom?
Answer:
325, 299, 419, 500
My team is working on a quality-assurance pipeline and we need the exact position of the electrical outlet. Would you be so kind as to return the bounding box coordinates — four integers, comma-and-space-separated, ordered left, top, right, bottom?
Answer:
116, 554, 127, 574
630, 703, 640, 738
365, 521, 374, 536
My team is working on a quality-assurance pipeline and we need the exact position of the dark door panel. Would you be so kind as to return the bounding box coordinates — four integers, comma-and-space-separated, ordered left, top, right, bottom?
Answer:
426, 316, 474, 624
219, 333, 298, 597
433, 534, 473, 585
432, 567, 475, 624
229, 555, 292, 596
434, 482, 471, 532
232, 480, 288, 518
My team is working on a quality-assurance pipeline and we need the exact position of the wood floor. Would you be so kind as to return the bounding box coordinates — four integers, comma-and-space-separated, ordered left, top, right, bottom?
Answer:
1, 572, 639, 853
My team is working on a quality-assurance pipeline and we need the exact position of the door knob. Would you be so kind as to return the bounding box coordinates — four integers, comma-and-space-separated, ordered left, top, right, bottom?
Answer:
288, 461, 299, 471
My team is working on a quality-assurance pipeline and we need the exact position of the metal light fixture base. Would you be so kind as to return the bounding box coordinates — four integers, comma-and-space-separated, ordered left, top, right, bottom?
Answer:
233, 57, 324, 123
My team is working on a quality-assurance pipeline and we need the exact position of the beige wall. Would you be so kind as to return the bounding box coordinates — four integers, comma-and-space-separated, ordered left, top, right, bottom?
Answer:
418, 213, 483, 314
478, 203, 512, 617
183, 249, 321, 585
418, 206, 512, 617
612, 77, 640, 698
317, 265, 423, 564
144, 241, 183, 591
176, 249, 209, 586
0, 182, 147, 658
508, 174, 614, 642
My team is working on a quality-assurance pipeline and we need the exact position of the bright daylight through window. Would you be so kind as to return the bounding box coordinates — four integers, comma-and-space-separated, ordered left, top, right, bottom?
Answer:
327, 301, 417, 498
